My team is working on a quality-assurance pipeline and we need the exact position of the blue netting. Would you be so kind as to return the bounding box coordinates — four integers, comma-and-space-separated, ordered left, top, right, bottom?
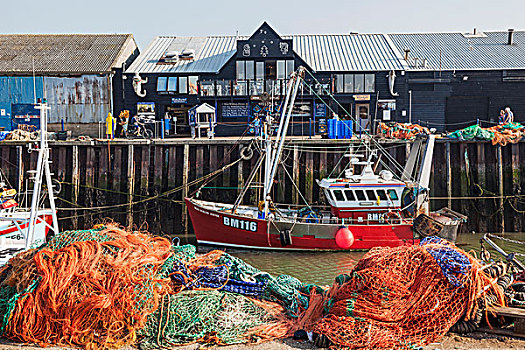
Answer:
420, 236, 472, 288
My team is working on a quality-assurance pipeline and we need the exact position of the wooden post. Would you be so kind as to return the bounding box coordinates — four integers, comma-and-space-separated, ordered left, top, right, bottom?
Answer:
112, 146, 123, 223
511, 144, 520, 233
16, 146, 24, 195
445, 141, 452, 209
168, 146, 177, 233
476, 143, 487, 234
85, 147, 95, 227
497, 145, 504, 233
126, 144, 135, 229
305, 151, 314, 203
182, 143, 190, 234
237, 146, 244, 198
292, 145, 299, 204
139, 146, 150, 228
71, 145, 79, 228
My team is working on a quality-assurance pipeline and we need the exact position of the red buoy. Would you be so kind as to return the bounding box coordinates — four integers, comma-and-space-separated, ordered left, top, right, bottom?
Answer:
335, 226, 354, 249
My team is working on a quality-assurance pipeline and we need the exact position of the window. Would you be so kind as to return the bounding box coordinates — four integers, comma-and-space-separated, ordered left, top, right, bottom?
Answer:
355, 190, 366, 201
344, 75, 354, 93
167, 77, 177, 92
354, 74, 364, 93
376, 190, 388, 201
344, 190, 356, 201
325, 190, 334, 201
387, 189, 399, 200
236, 61, 245, 80
157, 77, 167, 92
336, 74, 344, 93
365, 74, 375, 92
333, 190, 345, 201
189, 76, 198, 94
366, 190, 377, 201
276, 60, 286, 79
256, 62, 264, 80
245, 61, 255, 80
200, 80, 214, 96
179, 77, 188, 94
286, 60, 295, 77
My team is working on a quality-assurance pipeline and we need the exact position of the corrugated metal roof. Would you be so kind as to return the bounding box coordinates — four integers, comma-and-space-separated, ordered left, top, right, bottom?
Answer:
388, 31, 525, 70
291, 35, 405, 71
126, 36, 241, 74
0, 34, 135, 74
126, 34, 405, 74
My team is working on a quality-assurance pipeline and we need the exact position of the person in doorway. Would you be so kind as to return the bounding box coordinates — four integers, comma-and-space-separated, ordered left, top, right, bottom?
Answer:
253, 115, 261, 137
504, 107, 514, 124
105, 112, 115, 139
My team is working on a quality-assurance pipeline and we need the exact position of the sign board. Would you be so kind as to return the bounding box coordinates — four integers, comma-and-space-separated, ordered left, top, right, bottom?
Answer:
0, 109, 5, 116
383, 110, 391, 121
137, 102, 155, 114
171, 97, 188, 104
251, 102, 281, 119
353, 94, 370, 101
291, 102, 311, 117
12, 104, 40, 129
221, 103, 250, 118
314, 103, 327, 118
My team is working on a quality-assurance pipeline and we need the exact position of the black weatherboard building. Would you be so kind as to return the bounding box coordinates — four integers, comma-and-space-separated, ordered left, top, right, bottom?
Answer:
120, 24, 525, 136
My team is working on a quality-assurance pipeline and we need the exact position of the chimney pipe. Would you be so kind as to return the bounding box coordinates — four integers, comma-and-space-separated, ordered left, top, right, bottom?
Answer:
473, 28, 477, 35
404, 49, 410, 61
508, 29, 514, 45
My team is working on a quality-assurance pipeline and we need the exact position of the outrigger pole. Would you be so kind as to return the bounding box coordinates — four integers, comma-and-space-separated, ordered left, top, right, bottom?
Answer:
262, 67, 305, 217
26, 100, 59, 248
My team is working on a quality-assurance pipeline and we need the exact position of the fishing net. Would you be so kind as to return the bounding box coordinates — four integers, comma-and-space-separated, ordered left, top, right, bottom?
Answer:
377, 122, 431, 140
448, 122, 525, 146
303, 237, 504, 349
138, 290, 290, 348
169, 248, 308, 316
0, 225, 172, 349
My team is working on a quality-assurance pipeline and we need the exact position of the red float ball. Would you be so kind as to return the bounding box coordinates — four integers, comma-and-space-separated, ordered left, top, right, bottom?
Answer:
335, 226, 354, 249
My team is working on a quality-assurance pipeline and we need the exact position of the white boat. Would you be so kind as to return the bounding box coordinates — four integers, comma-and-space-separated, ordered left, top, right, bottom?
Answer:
0, 100, 59, 265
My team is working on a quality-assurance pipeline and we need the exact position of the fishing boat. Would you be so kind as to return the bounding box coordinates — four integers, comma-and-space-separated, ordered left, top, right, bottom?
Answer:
185, 67, 465, 251
0, 100, 59, 264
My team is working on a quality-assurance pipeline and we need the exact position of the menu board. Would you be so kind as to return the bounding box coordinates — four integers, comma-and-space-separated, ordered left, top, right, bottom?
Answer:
222, 103, 250, 118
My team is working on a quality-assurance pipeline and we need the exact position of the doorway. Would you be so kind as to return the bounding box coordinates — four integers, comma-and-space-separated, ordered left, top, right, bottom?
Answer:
355, 103, 370, 135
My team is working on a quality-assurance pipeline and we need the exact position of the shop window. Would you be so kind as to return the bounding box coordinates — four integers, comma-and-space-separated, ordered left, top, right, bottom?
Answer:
365, 74, 375, 92
200, 80, 214, 96
157, 77, 167, 92
355, 190, 366, 201
387, 189, 399, 200
256, 62, 264, 80
246, 61, 255, 80
336, 74, 344, 93
344, 190, 356, 201
189, 76, 198, 94
354, 74, 364, 93
236, 61, 245, 80
286, 60, 295, 77
344, 75, 354, 93
167, 77, 177, 92
179, 77, 188, 94
277, 60, 286, 79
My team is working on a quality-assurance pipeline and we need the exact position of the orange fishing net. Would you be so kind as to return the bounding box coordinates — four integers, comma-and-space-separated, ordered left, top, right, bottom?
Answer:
0, 226, 172, 349
302, 240, 504, 349
377, 122, 431, 140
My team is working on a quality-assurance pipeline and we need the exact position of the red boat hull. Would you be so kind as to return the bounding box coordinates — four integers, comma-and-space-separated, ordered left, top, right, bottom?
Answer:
185, 198, 417, 251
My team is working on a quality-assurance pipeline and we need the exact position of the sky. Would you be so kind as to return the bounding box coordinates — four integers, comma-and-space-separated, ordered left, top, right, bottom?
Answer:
1, 0, 524, 49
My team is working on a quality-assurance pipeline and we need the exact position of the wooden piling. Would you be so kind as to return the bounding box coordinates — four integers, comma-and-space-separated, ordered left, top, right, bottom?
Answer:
497, 145, 505, 233
126, 144, 134, 229
445, 141, 452, 209
182, 143, 190, 234
71, 145, 79, 228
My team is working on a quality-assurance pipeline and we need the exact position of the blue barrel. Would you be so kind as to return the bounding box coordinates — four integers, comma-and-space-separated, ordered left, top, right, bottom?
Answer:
343, 120, 353, 138
328, 119, 336, 139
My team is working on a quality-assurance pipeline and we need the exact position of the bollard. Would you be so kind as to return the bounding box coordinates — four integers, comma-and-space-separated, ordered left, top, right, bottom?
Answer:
161, 119, 165, 139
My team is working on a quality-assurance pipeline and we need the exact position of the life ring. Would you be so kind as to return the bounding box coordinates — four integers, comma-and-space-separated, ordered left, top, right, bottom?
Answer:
385, 211, 403, 225
240, 146, 254, 160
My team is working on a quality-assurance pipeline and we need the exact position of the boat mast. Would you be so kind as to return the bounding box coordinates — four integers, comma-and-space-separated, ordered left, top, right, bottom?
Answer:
263, 67, 305, 217
26, 99, 59, 248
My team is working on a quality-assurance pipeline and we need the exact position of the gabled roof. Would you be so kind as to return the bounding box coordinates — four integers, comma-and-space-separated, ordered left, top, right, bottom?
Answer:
126, 34, 405, 74
387, 31, 525, 70
0, 34, 137, 75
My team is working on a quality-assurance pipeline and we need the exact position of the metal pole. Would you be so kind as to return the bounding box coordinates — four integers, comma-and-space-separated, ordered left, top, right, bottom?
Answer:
408, 90, 412, 124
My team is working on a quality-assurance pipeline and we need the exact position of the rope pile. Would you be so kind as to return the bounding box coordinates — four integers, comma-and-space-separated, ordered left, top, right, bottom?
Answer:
377, 122, 431, 140
448, 122, 525, 146
299, 237, 504, 349
0, 226, 172, 349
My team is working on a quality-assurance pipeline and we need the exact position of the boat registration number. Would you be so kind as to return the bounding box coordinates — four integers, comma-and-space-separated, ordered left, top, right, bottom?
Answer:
223, 217, 258, 232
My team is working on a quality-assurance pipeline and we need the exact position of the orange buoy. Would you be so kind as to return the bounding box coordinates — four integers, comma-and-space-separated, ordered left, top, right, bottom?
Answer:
335, 226, 354, 249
